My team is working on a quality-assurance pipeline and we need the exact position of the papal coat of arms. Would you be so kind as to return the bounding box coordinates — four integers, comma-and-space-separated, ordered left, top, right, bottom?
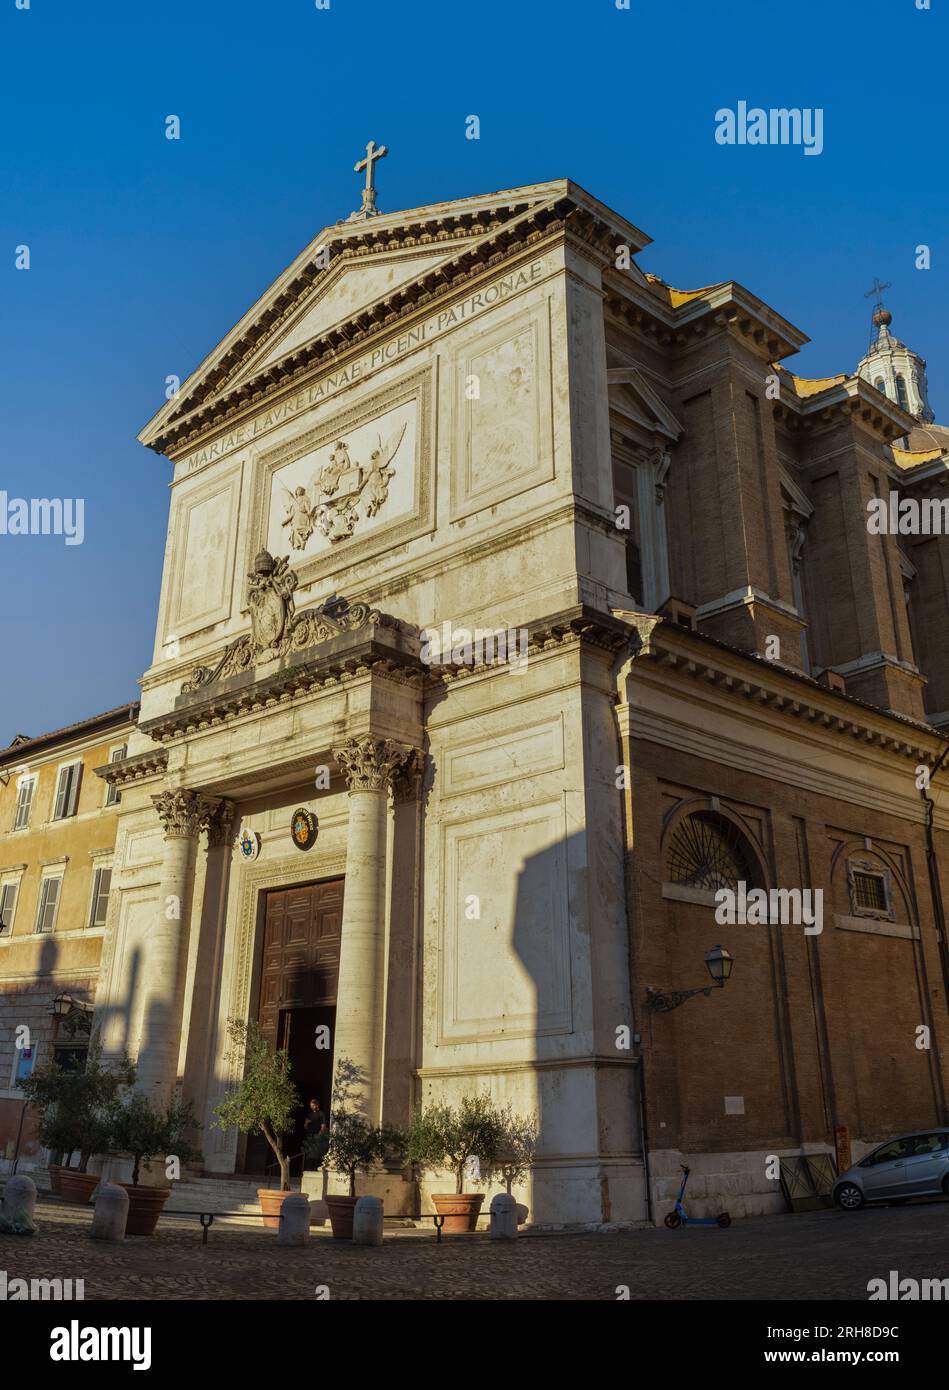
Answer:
280, 420, 407, 549
247, 551, 298, 655
239, 828, 262, 861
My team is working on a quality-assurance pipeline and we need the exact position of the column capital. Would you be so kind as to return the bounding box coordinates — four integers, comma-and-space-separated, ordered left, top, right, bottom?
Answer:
205, 798, 237, 849
151, 788, 220, 840
332, 736, 419, 795
391, 748, 427, 805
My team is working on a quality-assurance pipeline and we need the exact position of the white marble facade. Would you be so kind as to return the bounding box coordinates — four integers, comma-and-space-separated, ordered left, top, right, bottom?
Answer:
95, 180, 657, 1226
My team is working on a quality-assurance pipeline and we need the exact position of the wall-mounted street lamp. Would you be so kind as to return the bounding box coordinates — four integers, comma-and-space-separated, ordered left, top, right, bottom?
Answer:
50, 992, 79, 1017
645, 945, 735, 1013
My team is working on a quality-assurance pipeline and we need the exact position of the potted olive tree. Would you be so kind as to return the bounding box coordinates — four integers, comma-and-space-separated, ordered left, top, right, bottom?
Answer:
20, 1039, 132, 1202
310, 1056, 403, 1238
213, 1019, 298, 1228
315, 1114, 407, 1239
110, 1091, 199, 1235
487, 1106, 538, 1224
408, 1093, 507, 1232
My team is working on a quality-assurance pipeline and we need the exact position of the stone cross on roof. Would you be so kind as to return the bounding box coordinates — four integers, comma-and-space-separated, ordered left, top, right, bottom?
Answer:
350, 139, 388, 220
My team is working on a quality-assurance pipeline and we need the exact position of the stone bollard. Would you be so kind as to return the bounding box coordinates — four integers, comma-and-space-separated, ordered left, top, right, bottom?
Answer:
352, 1195, 384, 1246
489, 1193, 517, 1240
1, 1175, 37, 1232
277, 1193, 311, 1247
90, 1183, 129, 1242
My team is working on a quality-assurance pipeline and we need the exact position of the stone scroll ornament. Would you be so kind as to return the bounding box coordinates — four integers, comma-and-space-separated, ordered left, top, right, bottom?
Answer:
180, 551, 396, 694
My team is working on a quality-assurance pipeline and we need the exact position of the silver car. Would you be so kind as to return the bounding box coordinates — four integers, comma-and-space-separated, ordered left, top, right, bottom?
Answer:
834, 1129, 949, 1209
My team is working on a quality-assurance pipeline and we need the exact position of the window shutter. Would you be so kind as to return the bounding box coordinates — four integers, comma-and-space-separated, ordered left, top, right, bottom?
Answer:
53, 768, 69, 820
0, 884, 16, 935
66, 763, 82, 816
14, 779, 34, 830
91, 868, 112, 927
106, 747, 126, 807
36, 880, 50, 931
38, 877, 60, 933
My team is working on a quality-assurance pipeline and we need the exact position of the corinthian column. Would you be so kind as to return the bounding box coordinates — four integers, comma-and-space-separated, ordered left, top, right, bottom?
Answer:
332, 737, 415, 1124
182, 799, 235, 1134
137, 788, 219, 1102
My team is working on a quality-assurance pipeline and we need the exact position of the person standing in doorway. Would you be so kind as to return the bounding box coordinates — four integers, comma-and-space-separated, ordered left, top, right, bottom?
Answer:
303, 1097, 329, 1165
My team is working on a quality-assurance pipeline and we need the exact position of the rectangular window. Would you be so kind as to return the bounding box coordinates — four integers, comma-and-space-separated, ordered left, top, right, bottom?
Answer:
12, 1042, 37, 1088
0, 883, 17, 936
89, 867, 112, 928
35, 876, 62, 934
852, 870, 889, 914
13, 777, 35, 830
53, 762, 82, 820
105, 746, 126, 807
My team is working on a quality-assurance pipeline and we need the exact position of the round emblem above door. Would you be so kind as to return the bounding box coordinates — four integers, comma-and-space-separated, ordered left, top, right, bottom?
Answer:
291, 807, 318, 851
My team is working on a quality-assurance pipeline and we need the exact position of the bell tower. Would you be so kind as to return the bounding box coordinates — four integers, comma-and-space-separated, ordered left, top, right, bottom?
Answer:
856, 282, 935, 426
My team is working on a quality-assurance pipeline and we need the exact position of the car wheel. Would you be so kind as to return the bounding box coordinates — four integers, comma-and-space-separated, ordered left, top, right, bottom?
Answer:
942, 1175, 949, 1197
835, 1182, 865, 1210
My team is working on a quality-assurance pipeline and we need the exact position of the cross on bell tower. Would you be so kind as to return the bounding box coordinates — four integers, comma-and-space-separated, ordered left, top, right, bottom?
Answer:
864, 276, 892, 310
349, 139, 388, 220
864, 276, 894, 348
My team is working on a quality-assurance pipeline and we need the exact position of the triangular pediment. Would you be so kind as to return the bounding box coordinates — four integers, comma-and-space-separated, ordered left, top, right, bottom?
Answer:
227, 246, 459, 390
607, 368, 683, 442
140, 178, 654, 456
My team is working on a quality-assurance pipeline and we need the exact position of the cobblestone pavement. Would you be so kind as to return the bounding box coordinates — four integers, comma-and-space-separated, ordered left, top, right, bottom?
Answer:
2, 1197, 948, 1300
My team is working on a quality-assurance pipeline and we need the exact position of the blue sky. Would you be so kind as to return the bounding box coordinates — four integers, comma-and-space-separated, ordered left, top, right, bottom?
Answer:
1, 0, 945, 741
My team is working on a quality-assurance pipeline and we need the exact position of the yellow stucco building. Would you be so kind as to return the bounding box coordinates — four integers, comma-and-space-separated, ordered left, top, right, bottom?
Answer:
0, 702, 138, 1168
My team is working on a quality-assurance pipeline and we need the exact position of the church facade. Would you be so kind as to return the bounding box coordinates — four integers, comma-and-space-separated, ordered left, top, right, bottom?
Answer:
82, 170, 949, 1225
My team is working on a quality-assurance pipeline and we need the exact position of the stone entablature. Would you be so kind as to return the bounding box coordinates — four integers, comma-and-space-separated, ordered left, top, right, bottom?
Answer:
625, 614, 945, 764
94, 747, 168, 790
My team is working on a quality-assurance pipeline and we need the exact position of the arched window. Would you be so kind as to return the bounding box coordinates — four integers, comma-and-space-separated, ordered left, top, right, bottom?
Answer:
665, 811, 760, 892
875, 378, 887, 398
896, 375, 909, 410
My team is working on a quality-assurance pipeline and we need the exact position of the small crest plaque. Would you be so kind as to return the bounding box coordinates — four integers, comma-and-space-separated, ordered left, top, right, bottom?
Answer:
291, 807, 318, 851
239, 829, 262, 862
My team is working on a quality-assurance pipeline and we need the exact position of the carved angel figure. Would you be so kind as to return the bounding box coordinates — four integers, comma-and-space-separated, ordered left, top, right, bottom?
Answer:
280, 485, 315, 550
363, 421, 407, 518
317, 440, 351, 498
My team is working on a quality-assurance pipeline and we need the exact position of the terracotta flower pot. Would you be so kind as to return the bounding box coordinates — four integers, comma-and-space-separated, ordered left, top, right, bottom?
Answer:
431, 1192, 485, 1233
257, 1188, 295, 1230
57, 1168, 101, 1205
118, 1184, 171, 1236
325, 1194, 358, 1239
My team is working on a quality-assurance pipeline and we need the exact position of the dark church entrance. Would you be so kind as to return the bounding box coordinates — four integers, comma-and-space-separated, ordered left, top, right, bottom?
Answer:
243, 878, 342, 1177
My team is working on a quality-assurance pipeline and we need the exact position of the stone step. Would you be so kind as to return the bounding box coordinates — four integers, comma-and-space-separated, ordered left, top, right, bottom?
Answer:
162, 1177, 289, 1214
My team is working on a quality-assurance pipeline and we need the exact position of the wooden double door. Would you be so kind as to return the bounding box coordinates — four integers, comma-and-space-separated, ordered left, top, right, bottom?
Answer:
244, 878, 343, 1175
